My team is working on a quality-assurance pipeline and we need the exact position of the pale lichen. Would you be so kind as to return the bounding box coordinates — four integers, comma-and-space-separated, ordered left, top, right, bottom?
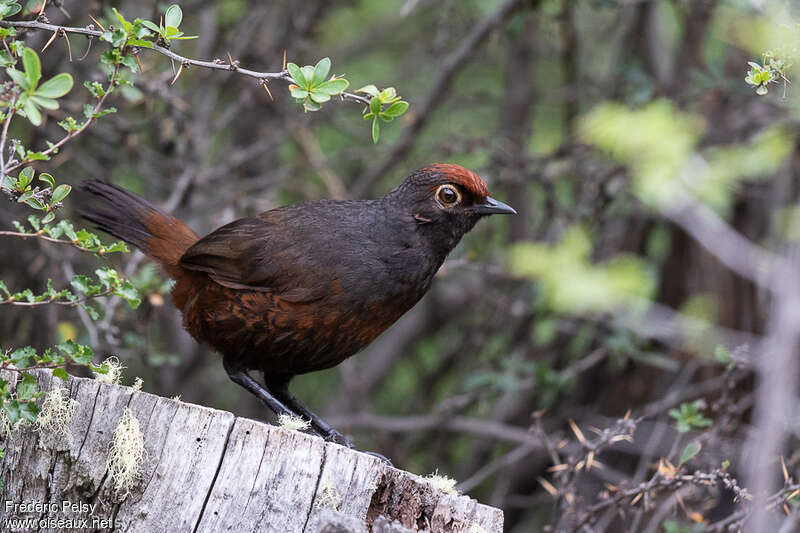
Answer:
277, 413, 311, 432
0, 409, 12, 438
425, 470, 459, 496
35, 385, 78, 446
106, 408, 145, 499
315, 482, 341, 511
93, 356, 125, 385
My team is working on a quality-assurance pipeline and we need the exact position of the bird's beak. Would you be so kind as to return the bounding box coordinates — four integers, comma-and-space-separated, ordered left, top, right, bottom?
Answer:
472, 196, 517, 215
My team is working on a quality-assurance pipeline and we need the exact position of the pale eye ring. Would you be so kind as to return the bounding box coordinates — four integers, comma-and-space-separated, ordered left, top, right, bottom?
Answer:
436, 184, 461, 206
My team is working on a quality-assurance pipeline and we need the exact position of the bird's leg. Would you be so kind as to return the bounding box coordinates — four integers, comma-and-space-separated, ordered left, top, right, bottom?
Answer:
222, 357, 297, 419
263, 379, 350, 445
265, 378, 392, 465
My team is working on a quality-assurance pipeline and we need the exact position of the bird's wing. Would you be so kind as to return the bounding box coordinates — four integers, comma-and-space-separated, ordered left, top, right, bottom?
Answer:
178, 211, 325, 303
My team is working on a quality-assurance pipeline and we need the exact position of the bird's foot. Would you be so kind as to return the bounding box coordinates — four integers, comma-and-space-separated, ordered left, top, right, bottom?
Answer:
322, 428, 354, 447
361, 450, 393, 466
321, 429, 393, 466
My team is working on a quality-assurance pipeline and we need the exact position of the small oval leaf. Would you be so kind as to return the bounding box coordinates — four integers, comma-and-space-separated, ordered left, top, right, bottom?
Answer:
51, 184, 72, 203
36, 73, 73, 98
22, 47, 41, 88
164, 4, 183, 29
311, 57, 331, 87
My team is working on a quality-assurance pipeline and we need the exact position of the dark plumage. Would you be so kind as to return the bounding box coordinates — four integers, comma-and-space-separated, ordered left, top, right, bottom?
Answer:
80, 164, 515, 453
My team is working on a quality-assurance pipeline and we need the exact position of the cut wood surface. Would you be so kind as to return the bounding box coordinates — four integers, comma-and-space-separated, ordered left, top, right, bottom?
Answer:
0, 370, 503, 532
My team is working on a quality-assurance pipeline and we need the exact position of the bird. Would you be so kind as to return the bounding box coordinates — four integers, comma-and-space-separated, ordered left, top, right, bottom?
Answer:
80, 164, 515, 452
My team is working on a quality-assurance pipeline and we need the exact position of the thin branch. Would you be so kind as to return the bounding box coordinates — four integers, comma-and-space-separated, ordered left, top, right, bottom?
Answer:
325, 411, 545, 446
663, 192, 787, 292
0, 95, 16, 174
0, 230, 106, 254
0, 19, 370, 106
0, 288, 113, 307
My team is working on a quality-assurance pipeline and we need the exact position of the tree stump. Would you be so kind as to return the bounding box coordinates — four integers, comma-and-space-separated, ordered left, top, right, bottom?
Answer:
0, 371, 503, 532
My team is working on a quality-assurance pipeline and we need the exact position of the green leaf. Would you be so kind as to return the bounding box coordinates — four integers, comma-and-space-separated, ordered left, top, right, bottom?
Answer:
56, 339, 93, 365
679, 441, 702, 465
36, 73, 73, 98
21, 47, 41, 89
17, 189, 34, 204
95, 267, 119, 289
115, 281, 141, 309
311, 57, 331, 87
0, 280, 9, 297
51, 184, 71, 204
27, 214, 39, 231
356, 84, 380, 97
29, 95, 58, 110
23, 195, 44, 210
713, 344, 731, 363
0, 2, 21, 18
315, 78, 349, 95
141, 21, 161, 34
17, 166, 33, 190
300, 65, 315, 85
82, 303, 100, 320
10, 346, 35, 367
302, 99, 321, 112
52, 367, 69, 381
3, 401, 20, 425
164, 4, 183, 29
128, 38, 153, 48
19, 402, 38, 422
286, 62, 307, 87
369, 96, 381, 115
6, 67, 29, 90
309, 91, 331, 103
382, 100, 408, 119
104, 241, 129, 253
372, 117, 380, 144
41, 211, 55, 224
379, 87, 397, 101
57, 220, 77, 240
16, 372, 38, 401
22, 97, 42, 126
756, 85, 768, 96
38, 172, 54, 188
70, 275, 96, 295
290, 87, 309, 99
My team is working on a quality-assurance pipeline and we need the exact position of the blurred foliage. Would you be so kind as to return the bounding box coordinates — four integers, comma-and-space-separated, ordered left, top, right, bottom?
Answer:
509, 225, 655, 313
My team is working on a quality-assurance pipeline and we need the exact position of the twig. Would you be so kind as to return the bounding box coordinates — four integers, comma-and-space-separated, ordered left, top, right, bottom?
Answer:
325, 411, 546, 446
0, 19, 370, 106
0, 230, 107, 254
0, 95, 16, 174
663, 193, 788, 292
0, 288, 113, 307
288, 120, 348, 200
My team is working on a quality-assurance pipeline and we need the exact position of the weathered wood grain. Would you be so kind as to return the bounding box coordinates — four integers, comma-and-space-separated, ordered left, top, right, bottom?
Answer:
0, 371, 502, 532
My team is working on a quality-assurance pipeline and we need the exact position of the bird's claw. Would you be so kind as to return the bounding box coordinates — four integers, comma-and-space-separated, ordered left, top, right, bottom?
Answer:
321, 429, 392, 465
323, 428, 354, 448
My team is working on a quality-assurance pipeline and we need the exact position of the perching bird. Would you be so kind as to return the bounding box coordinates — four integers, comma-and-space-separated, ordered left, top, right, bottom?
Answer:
80, 164, 515, 451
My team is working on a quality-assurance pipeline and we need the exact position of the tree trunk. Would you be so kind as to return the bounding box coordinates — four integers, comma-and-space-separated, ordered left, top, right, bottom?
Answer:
0, 371, 502, 533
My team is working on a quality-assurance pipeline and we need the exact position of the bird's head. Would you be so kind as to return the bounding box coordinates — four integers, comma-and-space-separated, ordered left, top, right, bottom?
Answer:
386, 163, 516, 249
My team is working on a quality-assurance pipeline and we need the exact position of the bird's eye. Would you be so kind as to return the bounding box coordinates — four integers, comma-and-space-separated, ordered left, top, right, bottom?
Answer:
436, 185, 461, 206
